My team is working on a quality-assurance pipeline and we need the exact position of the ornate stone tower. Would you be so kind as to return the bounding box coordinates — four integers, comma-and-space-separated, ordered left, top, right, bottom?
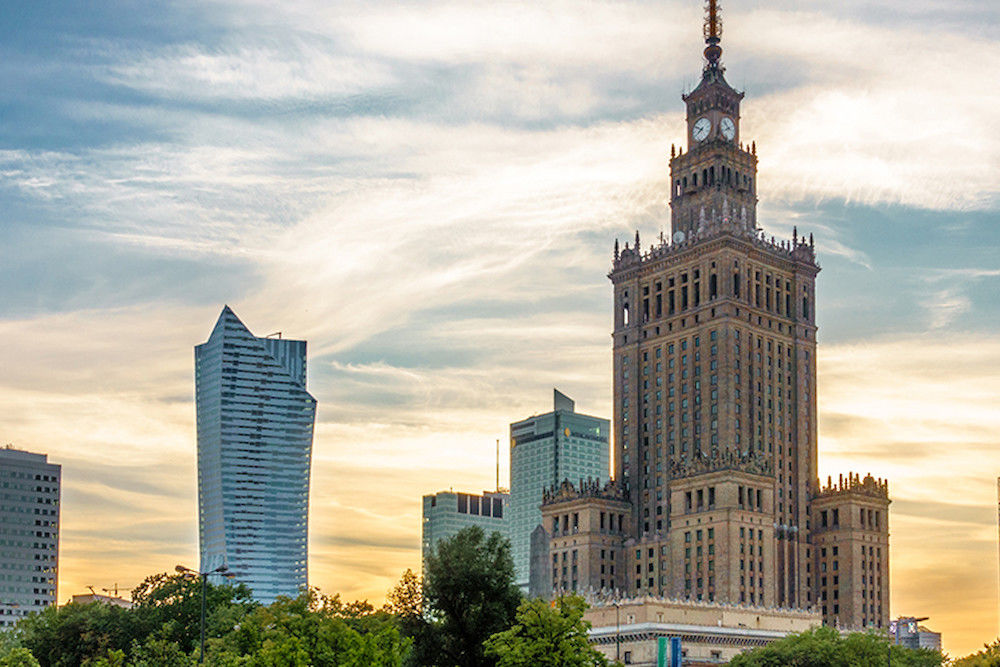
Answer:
609, 0, 821, 611
668, 0, 757, 239
541, 0, 890, 631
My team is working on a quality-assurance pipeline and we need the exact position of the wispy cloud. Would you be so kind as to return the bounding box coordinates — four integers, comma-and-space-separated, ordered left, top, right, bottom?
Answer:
0, 0, 999, 656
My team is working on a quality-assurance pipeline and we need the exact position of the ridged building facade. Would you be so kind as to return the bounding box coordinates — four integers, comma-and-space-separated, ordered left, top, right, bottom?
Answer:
195, 306, 316, 603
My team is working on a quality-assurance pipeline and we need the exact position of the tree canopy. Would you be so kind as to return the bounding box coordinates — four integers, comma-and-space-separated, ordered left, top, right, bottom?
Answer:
6, 574, 407, 667
952, 640, 1000, 666
421, 525, 522, 667
484, 595, 609, 667
727, 626, 942, 667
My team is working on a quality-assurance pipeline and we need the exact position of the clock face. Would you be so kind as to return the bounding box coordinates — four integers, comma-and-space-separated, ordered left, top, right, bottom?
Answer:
692, 117, 711, 142
720, 117, 736, 140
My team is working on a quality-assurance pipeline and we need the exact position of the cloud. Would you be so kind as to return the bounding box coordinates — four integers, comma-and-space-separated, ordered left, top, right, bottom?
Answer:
106, 42, 396, 102
0, 0, 999, 657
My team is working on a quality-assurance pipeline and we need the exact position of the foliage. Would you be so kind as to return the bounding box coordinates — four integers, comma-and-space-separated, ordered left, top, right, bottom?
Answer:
385, 569, 437, 667
422, 525, 522, 667
727, 626, 943, 667
385, 569, 422, 620
129, 572, 255, 654
205, 590, 409, 666
10, 573, 407, 667
0, 648, 40, 667
952, 639, 1000, 666
484, 595, 609, 667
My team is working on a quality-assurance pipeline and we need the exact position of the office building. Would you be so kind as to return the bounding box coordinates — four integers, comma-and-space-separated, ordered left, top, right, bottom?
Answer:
0, 447, 60, 626
421, 490, 509, 561
544, 0, 890, 630
195, 306, 316, 603
509, 389, 609, 590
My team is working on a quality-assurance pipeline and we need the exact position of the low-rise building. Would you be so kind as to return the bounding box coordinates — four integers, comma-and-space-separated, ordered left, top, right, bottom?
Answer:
584, 595, 820, 666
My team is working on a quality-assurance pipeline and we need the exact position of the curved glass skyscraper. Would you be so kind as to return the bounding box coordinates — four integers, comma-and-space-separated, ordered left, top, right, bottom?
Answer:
195, 306, 316, 603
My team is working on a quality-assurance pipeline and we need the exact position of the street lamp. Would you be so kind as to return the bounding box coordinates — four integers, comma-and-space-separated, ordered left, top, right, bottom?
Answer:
176, 564, 232, 663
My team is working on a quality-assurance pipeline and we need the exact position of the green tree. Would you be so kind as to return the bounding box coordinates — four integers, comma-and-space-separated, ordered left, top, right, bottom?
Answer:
423, 525, 521, 667
17, 600, 136, 667
129, 572, 255, 655
128, 638, 193, 666
728, 626, 942, 667
952, 639, 1000, 666
484, 595, 609, 667
384, 569, 438, 667
206, 590, 409, 666
0, 648, 40, 667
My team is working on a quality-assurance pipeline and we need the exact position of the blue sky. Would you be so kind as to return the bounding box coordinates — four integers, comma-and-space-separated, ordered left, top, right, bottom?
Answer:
1, 0, 999, 655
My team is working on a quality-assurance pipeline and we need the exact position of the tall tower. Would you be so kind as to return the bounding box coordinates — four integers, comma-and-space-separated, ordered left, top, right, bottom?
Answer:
599, 0, 889, 629
610, 0, 820, 610
195, 306, 316, 603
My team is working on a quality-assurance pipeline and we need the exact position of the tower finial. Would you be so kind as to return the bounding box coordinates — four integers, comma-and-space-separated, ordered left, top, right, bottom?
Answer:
703, 0, 723, 69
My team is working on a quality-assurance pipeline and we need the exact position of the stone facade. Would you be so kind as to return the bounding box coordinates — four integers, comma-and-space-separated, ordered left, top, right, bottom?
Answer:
584, 595, 819, 666
541, 479, 631, 594
811, 474, 890, 629
541, 4, 891, 632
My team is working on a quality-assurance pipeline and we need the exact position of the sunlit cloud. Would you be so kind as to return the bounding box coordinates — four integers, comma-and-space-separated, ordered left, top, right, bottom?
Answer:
0, 0, 998, 658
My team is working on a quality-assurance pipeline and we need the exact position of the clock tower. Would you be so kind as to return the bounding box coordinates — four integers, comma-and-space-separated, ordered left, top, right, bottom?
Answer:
540, 0, 890, 634
669, 1, 757, 239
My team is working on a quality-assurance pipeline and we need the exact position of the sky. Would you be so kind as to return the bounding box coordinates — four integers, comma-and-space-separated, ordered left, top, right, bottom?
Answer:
1, 0, 999, 657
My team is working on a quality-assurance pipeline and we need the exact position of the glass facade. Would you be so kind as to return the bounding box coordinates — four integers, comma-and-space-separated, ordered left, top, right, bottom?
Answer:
421, 490, 509, 562
196, 306, 316, 603
0, 448, 59, 626
508, 390, 609, 589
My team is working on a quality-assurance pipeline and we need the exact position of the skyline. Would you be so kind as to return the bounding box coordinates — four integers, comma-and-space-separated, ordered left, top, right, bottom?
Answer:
1, 0, 999, 657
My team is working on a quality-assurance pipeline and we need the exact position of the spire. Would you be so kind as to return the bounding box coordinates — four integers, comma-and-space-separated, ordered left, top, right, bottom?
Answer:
703, 0, 723, 70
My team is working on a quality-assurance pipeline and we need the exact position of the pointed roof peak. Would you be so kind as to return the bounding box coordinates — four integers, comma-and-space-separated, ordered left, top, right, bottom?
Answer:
554, 389, 575, 413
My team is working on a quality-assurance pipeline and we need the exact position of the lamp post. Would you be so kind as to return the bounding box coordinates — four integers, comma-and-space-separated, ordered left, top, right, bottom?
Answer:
176, 564, 231, 663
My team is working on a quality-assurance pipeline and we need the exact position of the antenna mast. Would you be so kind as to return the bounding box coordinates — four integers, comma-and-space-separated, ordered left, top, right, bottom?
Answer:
496, 438, 500, 492
703, 0, 723, 69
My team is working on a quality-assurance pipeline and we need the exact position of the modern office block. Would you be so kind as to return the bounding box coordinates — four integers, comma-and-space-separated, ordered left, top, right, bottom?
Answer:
421, 490, 509, 561
196, 306, 316, 603
508, 390, 609, 590
0, 447, 60, 626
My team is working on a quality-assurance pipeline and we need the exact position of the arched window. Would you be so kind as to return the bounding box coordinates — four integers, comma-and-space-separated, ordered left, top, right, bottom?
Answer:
623, 303, 630, 326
